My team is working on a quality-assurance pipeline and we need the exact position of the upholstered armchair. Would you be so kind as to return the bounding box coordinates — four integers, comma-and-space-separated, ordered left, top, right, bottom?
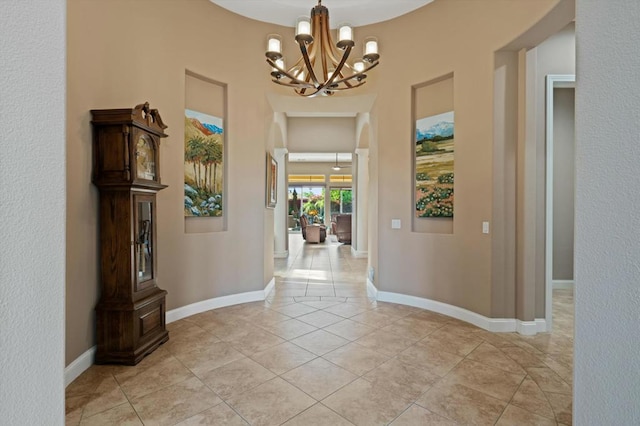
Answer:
300, 215, 326, 243
331, 214, 352, 244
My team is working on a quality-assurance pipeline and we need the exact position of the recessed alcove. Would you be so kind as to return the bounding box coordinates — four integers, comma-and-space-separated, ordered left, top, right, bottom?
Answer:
184, 70, 228, 234
412, 73, 454, 234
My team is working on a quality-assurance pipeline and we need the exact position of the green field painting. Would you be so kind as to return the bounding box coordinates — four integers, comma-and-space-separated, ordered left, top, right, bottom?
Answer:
415, 111, 454, 218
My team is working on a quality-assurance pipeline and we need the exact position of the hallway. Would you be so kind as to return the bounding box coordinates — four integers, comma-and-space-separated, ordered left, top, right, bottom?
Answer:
66, 235, 573, 425
273, 234, 369, 298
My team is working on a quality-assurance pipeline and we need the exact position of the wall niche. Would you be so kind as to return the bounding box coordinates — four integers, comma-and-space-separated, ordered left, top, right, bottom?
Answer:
412, 73, 454, 234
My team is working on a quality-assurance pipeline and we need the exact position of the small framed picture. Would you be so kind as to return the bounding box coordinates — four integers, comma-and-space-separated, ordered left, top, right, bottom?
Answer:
266, 152, 277, 208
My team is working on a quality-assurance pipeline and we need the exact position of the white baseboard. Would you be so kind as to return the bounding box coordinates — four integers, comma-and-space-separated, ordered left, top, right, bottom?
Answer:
274, 250, 289, 259
368, 282, 546, 335
518, 319, 547, 334
535, 318, 548, 333
65, 279, 278, 388
166, 284, 274, 324
366, 278, 377, 298
553, 280, 574, 290
65, 346, 96, 387
264, 277, 275, 298
516, 320, 538, 335
350, 247, 368, 258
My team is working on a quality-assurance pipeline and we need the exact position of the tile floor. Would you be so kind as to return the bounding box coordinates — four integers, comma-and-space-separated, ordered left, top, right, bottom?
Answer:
66, 235, 574, 425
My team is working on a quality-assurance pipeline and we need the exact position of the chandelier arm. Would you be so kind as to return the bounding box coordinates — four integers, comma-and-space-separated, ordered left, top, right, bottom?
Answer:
323, 44, 352, 88
295, 87, 326, 98
292, 57, 305, 70
342, 79, 355, 89
324, 34, 347, 68
272, 79, 316, 89
298, 41, 321, 87
319, 14, 334, 81
331, 60, 379, 86
306, 40, 318, 85
320, 48, 330, 83
334, 65, 355, 88
266, 58, 314, 87
288, 56, 307, 85
322, 81, 366, 91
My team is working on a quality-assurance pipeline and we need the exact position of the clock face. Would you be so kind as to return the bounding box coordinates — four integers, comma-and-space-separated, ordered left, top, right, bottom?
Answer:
135, 135, 156, 180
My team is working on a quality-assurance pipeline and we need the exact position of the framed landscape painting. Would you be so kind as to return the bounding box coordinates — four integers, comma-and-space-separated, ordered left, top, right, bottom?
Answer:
266, 153, 277, 208
415, 111, 454, 218
184, 109, 224, 217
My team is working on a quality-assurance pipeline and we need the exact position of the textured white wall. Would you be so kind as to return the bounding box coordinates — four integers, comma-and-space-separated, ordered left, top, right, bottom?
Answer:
575, 0, 640, 423
0, 0, 66, 423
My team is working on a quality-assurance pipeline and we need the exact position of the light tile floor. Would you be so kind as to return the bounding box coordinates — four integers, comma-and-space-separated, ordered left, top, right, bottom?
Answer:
67, 235, 574, 425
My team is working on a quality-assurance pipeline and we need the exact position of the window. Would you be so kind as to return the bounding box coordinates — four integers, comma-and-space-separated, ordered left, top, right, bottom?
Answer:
330, 188, 353, 216
288, 185, 326, 229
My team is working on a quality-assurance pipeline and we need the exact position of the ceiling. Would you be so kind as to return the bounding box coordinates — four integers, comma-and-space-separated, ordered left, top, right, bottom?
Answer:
210, 0, 433, 28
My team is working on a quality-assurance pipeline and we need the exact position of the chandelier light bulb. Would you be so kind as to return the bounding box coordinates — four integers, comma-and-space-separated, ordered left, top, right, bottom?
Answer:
338, 25, 353, 42
365, 39, 378, 56
363, 37, 380, 63
296, 17, 311, 37
353, 61, 365, 73
267, 35, 281, 54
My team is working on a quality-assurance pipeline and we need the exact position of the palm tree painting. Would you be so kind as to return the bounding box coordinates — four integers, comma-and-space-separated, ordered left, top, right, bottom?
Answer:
184, 109, 224, 217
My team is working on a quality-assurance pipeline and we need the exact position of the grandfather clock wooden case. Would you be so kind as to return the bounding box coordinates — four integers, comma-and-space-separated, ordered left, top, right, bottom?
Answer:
91, 102, 169, 365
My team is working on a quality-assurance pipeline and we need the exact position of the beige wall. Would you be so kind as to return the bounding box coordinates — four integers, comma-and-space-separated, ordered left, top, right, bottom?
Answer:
532, 23, 576, 316
66, 0, 279, 365
287, 117, 356, 153
491, 21, 575, 320
362, 0, 565, 317
66, 0, 573, 365
288, 162, 353, 178
492, 51, 519, 318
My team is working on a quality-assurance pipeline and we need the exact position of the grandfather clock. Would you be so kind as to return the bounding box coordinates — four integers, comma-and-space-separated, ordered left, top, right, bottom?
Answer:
91, 102, 169, 365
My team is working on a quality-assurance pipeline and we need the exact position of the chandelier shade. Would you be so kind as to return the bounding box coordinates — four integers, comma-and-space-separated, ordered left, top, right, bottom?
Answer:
265, 0, 380, 98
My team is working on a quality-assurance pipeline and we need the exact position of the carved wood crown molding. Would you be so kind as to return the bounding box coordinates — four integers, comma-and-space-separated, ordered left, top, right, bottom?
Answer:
134, 102, 167, 134
91, 102, 168, 138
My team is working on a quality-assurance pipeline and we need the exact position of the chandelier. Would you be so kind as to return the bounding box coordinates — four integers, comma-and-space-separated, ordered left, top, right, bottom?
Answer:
265, 0, 380, 98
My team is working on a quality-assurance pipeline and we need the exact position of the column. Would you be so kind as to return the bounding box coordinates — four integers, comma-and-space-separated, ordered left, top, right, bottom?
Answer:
273, 148, 288, 258
353, 148, 369, 257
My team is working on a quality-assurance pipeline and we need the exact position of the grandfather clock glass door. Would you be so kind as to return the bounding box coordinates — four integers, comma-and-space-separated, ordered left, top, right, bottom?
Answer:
135, 195, 154, 291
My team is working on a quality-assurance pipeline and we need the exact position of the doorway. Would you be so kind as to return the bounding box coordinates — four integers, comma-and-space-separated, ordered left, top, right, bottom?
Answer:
287, 185, 326, 231
545, 74, 576, 330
